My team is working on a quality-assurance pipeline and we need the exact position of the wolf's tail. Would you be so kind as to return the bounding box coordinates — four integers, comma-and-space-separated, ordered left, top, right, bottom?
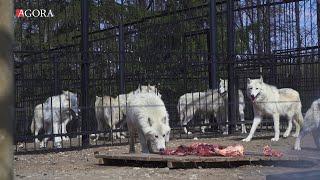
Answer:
295, 98, 304, 126
178, 106, 185, 125
30, 117, 35, 133
295, 110, 304, 126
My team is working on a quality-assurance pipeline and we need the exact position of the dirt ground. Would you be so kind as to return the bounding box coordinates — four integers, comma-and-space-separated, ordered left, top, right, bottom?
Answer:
14, 132, 320, 180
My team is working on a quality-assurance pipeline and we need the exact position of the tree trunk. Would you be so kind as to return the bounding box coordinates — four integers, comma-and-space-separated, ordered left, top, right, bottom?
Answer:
0, 0, 14, 179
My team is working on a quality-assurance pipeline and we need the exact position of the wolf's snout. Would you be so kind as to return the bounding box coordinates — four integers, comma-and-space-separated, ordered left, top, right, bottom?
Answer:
250, 95, 256, 101
159, 148, 165, 152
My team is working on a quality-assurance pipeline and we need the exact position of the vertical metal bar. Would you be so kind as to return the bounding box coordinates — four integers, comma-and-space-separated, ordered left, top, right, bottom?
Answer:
54, 55, 59, 95
266, 0, 271, 54
119, 0, 125, 94
317, 0, 320, 49
209, 0, 217, 89
266, 0, 276, 84
81, 0, 89, 146
257, 0, 262, 54
294, 1, 301, 90
227, 0, 236, 134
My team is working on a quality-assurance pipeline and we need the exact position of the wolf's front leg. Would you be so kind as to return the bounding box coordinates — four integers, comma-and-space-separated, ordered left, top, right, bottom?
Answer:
240, 111, 247, 134
128, 129, 135, 153
271, 113, 280, 141
242, 116, 261, 142
294, 128, 309, 150
138, 131, 149, 153
39, 139, 48, 148
312, 129, 320, 149
61, 120, 70, 141
201, 118, 210, 133
53, 123, 62, 148
283, 118, 293, 138
182, 108, 193, 135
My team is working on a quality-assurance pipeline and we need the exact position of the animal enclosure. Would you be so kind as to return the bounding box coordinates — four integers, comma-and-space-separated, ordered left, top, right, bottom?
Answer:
14, 0, 320, 153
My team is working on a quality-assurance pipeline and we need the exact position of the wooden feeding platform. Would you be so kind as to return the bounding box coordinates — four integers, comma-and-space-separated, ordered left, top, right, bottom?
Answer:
94, 151, 303, 169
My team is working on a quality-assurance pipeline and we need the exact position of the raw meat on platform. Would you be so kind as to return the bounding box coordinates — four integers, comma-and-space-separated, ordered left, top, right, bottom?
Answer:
161, 143, 244, 157
263, 145, 283, 157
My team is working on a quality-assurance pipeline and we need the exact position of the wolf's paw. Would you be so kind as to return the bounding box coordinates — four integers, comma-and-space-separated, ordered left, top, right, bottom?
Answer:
241, 129, 247, 134
283, 132, 290, 138
92, 135, 99, 142
294, 145, 301, 151
292, 133, 299, 138
271, 137, 279, 141
39, 142, 46, 149
90, 134, 97, 138
241, 125, 247, 134
222, 131, 229, 135
17, 143, 24, 149
62, 136, 70, 141
242, 137, 251, 142
187, 131, 193, 135
54, 142, 62, 148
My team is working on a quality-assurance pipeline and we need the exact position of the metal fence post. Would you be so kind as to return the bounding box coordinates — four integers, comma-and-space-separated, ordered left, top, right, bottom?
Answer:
318, 1, 320, 49
81, 0, 90, 146
209, 0, 217, 89
53, 55, 59, 95
227, 0, 236, 134
119, 0, 125, 94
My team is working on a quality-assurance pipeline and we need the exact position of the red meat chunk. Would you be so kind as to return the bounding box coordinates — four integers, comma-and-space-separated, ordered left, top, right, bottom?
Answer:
161, 143, 244, 157
263, 145, 283, 157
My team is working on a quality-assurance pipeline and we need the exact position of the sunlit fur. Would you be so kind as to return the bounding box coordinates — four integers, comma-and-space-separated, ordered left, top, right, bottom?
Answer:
243, 76, 303, 142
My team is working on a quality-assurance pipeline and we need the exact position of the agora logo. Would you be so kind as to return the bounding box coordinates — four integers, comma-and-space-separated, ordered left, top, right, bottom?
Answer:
15, 9, 54, 18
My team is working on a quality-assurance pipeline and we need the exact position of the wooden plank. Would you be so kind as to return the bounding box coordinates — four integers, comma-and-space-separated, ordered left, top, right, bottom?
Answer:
94, 151, 300, 166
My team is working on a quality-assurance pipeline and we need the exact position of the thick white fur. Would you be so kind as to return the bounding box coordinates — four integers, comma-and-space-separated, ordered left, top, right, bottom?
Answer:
126, 92, 170, 153
294, 98, 320, 150
242, 76, 303, 142
30, 90, 79, 148
93, 85, 161, 140
178, 79, 247, 135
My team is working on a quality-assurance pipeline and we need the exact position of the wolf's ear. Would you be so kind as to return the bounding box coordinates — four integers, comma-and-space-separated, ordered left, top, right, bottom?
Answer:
260, 76, 263, 82
65, 94, 70, 101
247, 78, 251, 83
63, 90, 70, 100
148, 118, 152, 127
220, 78, 223, 82
138, 84, 141, 91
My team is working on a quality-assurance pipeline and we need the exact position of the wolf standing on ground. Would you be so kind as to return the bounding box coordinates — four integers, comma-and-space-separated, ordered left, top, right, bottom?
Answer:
93, 84, 161, 141
242, 76, 304, 142
294, 98, 320, 150
126, 92, 170, 153
178, 79, 247, 135
30, 90, 79, 148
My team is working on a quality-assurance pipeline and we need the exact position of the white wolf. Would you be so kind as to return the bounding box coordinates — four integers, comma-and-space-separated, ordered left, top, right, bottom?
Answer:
30, 90, 79, 148
242, 76, 304, 142
93, 85, 161, 141
178, 79, 247, 135
294, 98, 320, 150
126, 92, 170, 153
